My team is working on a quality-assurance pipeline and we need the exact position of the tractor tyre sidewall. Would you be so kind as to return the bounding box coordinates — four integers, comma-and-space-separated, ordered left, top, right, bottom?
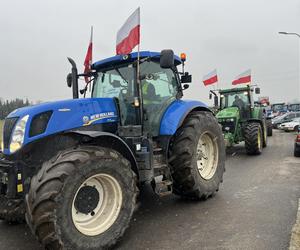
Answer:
169, 111, 225, 200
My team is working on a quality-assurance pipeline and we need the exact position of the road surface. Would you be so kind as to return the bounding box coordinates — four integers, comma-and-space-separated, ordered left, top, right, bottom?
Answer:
0, 130, 299, 250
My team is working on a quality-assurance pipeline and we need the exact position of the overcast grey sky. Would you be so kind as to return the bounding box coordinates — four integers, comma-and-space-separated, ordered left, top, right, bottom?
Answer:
0, 0, 299, 105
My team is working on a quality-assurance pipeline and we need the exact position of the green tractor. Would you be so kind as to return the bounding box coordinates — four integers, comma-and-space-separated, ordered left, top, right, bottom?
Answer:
210, 85, 269, 155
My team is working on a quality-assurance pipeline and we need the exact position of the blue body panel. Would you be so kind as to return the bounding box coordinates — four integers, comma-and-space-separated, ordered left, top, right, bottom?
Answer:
159, 100, 209, 135
4, 98, 118, 155
92, 51, 182, 70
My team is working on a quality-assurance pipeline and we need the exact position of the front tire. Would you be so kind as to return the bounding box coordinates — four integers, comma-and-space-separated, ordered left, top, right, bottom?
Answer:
244, 122, 263, 155
25, 146, 138, 250
169, 111, 225, 200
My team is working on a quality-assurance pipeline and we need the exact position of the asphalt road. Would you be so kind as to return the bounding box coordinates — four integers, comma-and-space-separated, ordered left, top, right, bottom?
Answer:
0, 130, 299, 250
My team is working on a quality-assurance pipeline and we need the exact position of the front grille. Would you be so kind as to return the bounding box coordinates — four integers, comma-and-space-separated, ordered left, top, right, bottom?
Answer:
220, 121, 235, 133
3, 117, 19, 149
29, 111, 53, 137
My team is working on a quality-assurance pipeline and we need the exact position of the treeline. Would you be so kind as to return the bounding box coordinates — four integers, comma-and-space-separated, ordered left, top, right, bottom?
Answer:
0, 98, 31, 120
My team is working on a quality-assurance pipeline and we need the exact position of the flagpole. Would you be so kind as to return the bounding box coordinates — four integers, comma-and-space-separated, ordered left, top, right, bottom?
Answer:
89, 25, 93, 92
137, 28, 143, 128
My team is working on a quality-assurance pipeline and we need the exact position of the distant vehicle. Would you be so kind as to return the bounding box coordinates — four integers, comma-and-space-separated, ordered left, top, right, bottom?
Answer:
278, 117, 300, 132
272, 112, 300, 128
271, 103, 288, 117
294, 132, 300, 157
288, 103, 300, 112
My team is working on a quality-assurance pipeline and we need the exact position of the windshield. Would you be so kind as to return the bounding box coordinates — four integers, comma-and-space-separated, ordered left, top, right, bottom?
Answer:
92, 64, 136, 125
220, 91, 250, 109
92, 64, 134, 99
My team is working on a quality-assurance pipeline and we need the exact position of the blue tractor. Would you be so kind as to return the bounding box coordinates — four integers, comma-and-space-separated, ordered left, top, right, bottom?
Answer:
0, 50, 225, 249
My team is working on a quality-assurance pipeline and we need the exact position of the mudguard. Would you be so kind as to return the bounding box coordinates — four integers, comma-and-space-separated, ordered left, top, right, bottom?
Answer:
159, 99, 210, 135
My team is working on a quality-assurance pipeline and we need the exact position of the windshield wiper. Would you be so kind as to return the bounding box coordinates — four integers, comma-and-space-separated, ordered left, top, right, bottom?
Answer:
114, 67, 129, 85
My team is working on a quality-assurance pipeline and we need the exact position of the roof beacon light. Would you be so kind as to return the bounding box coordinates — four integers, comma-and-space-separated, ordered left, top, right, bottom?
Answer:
180, 53, 186, 62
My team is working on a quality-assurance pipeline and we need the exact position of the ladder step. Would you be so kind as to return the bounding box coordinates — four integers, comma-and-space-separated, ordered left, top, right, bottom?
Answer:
152, 176, 172, 197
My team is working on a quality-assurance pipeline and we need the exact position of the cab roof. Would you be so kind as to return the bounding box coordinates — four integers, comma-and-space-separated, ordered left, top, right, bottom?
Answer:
92, 51, 182, 70
219, 85, 251, 94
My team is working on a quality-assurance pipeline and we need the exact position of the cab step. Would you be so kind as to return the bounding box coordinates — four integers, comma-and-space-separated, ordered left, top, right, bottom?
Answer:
151, 175, 172, 197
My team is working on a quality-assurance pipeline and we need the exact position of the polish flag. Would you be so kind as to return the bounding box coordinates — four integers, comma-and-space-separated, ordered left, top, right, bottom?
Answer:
232, 69, 251, 85
203, 69, 218, 86
116, 7, 140, 55
84, 26, 93, 83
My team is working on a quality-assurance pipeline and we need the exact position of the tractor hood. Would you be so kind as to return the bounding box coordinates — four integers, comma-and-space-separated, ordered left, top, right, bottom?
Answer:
3, 98, 118, 155
216, 107, 239, 119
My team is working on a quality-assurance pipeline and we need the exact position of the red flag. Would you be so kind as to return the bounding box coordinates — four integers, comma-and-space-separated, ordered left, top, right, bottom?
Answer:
116, 8, 140, 55
203, 69, 218, 86
232, 69, 251, 85
84, 26, 93, 83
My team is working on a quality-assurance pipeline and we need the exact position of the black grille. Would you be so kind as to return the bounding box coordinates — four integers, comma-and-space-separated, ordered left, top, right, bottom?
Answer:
29, 111, 53, 137
220, 121, 235, 133
3, 117, 19, 149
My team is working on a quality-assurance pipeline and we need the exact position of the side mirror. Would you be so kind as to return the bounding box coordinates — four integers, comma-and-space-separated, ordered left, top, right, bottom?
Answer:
214, 96, 219, 107
181, 72, 192, 83
183, 84, 189, 90
160, 49, 174, 68
255, 87, 260, 94
67, 73, 72, 88
67, 57, 79, 99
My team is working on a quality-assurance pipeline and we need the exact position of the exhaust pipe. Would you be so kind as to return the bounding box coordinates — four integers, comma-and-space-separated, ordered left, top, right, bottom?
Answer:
67, 57, 79, 99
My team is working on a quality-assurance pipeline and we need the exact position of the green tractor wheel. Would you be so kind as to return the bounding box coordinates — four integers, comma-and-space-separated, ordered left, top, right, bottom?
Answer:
244, 122, 263, 155
266, 119, 273, 136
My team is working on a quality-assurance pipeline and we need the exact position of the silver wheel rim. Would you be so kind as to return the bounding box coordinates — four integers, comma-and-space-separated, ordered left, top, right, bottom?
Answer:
196, 132, 219, 180
72, 173, 123, 236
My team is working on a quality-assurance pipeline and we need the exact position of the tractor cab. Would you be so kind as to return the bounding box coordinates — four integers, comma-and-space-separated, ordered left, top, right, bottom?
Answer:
219, 86, 253, 120
91, 52, 182, 136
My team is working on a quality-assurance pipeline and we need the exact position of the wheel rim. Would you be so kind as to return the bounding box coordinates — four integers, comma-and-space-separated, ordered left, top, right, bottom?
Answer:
196, 132, 219, 180
72, 173, 123, 236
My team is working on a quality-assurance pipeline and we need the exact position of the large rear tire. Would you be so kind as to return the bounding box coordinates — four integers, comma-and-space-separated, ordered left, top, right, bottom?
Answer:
0, 195, 25, 223
25, 146, 138, 250
244, 122, 263, 155
169, 111, 225, 200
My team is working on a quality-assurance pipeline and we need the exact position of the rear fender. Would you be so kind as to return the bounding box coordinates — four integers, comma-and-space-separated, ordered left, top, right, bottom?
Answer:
159, 100, 211, 135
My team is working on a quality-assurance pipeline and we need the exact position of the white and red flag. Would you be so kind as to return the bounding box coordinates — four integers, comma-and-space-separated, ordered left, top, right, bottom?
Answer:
232, 69, 251, 85
203, 69, 218, 86
116, 7, 140, 55
84, 26, 93, 83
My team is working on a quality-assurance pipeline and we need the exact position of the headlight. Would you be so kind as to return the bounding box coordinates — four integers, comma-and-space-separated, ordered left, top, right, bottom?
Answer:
10, 115, 29, 153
